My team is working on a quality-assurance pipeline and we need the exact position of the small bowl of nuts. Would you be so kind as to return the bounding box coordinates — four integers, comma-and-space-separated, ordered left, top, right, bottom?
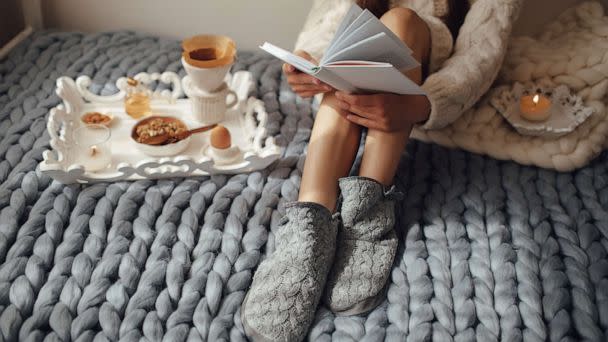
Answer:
81, 112, 115, 127
131, 116, 191, 157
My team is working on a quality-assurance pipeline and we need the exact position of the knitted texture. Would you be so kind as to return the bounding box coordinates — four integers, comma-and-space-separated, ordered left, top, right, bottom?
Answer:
241, 202, 338, 341
1, 31, 608, 341
297, 1, 608, 171
324, 177, 399, 314
412, 1, 608, 171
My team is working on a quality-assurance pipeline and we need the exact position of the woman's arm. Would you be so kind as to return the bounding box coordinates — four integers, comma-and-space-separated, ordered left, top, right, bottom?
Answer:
420, 0, 524, 130
333, 8, 432, 131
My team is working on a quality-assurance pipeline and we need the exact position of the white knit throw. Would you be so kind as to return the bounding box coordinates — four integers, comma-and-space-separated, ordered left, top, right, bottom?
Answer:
412, 1, 608, 171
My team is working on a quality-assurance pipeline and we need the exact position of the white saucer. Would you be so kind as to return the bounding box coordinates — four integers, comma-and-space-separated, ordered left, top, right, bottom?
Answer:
182, 75, 229, 97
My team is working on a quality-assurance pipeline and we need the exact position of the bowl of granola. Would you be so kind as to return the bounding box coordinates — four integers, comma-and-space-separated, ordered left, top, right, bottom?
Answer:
131, 116, 191, 156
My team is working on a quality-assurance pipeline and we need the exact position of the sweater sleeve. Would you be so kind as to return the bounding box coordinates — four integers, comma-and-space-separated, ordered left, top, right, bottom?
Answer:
416, 13, 454, 74
419, 0, 523, 130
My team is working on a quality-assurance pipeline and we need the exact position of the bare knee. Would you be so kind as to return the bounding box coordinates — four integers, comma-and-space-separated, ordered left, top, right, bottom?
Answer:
380, 7, 419, 28
318, 92, 359, 131
380, 7, 431, 74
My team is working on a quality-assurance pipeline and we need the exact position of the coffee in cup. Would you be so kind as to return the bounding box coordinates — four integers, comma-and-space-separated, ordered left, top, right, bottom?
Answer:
181, 35, 236, 92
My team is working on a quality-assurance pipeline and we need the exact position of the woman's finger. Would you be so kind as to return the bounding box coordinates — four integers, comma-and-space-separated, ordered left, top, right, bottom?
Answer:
293, 50, 314, 61
349, 105, 381, 119
297, 91, 319, 98
296, 88, 331, 97
344, 114, 383, 130
335, 91, 384, 107
282, 63, 298, 74
292, 84, 332, 93
287, 73, 321, 85
335, 100, 381, 119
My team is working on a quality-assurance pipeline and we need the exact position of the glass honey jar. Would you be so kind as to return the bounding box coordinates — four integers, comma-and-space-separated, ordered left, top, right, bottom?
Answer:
124, 77, 151, 119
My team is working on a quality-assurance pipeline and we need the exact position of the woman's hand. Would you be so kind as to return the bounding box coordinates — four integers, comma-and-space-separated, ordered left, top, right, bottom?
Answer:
334, 91, 431, 131
283, 50, 333, 98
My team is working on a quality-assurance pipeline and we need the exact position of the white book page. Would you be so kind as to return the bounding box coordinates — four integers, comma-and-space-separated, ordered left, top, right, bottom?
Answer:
259, 43, 355, 91
323, 17, 414, 65
313, 68, 357, 92
322, 4, 363, 60
260, 42, 316, 73
325, 60, 391, 66
325, 64, 425, 95
324, 32, 419, 70
322, 9, 374, 63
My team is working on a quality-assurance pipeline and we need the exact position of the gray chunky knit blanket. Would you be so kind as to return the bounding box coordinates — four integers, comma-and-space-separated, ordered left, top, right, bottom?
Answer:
1, 31, 607, 341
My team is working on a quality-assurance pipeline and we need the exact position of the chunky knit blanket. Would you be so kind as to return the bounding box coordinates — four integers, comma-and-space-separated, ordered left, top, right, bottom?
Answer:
1, 30, 608, 342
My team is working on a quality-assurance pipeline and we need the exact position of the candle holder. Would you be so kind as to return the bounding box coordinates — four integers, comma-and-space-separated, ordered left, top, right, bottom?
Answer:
491, 83, 595, 138
72, 124, 112, 172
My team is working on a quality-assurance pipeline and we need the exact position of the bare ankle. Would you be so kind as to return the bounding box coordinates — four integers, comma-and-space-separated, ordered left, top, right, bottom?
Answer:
297, 191, 337, 213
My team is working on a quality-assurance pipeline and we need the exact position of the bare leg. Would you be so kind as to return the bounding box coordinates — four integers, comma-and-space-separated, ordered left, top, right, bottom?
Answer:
299, 8, 431, 208
359, 8, 431, 185
298, 93, 361, 211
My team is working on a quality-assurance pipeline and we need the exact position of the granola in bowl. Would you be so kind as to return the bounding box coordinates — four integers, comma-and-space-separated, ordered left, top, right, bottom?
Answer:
131, 116, 191, 157
132, 116, 188, 145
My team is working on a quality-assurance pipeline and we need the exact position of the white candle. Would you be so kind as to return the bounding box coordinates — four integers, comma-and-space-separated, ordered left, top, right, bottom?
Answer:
73, 124, 112, 172
78, 144, 111, 171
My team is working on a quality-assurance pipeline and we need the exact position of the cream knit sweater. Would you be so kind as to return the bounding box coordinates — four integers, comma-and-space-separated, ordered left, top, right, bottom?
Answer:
294, 0, 523, 129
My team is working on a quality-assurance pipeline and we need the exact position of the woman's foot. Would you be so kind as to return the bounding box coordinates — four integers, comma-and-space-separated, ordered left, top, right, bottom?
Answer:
324, 176, 401, 315
241, 202, 339, 342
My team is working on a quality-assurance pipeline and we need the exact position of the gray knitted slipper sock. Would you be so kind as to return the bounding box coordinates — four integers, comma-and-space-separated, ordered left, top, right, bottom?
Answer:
324, 176, 402, 316
241, 202, 339, 342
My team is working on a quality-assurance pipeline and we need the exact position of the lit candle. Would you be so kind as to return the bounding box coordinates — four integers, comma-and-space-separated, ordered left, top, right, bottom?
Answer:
520, 93, 551, 121
73, 125, 112, 172
80, 144, 111, 171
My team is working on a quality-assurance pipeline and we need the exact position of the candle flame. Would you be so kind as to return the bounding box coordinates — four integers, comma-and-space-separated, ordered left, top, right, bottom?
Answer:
533, 94, 539, 104
90, 145, 98, 157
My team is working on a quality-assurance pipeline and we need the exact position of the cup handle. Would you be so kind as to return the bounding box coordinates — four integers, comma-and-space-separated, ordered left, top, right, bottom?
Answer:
226, 90, 238, 108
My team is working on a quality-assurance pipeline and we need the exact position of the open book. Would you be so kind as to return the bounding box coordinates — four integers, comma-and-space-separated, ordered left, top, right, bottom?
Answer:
260, 4, 425, 95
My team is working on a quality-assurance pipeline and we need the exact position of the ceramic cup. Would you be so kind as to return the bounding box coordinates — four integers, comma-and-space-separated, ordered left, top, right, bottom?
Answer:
181, 56, 233, 93
183, 78, 238, 124
181, 35, 236, 92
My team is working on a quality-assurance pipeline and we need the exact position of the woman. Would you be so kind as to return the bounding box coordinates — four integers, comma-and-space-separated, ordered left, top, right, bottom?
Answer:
241, 1, 522, 341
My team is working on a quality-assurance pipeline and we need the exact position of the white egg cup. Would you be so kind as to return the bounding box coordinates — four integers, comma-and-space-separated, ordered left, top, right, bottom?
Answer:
204, 145, 242, 165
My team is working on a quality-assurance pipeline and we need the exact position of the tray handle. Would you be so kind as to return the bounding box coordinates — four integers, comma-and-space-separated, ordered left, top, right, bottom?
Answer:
57, 77, 85, 114
73, 72, 183, 104
119, 71, 183, 102
243, 97, 270, 152
44, 106, 73, 165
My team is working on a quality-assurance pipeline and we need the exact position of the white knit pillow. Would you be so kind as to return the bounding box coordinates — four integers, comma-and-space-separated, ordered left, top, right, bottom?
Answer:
412, 1, 608, 171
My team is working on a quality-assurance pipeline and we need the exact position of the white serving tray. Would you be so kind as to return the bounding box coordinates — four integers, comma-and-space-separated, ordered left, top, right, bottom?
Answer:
39, 71, 281, 184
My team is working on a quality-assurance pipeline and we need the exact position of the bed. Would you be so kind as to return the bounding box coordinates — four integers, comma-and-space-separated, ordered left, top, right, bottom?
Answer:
0, 29, 607, 341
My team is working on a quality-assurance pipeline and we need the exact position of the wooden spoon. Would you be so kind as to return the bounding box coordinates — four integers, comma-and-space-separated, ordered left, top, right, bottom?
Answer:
142, 124, 217, 145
